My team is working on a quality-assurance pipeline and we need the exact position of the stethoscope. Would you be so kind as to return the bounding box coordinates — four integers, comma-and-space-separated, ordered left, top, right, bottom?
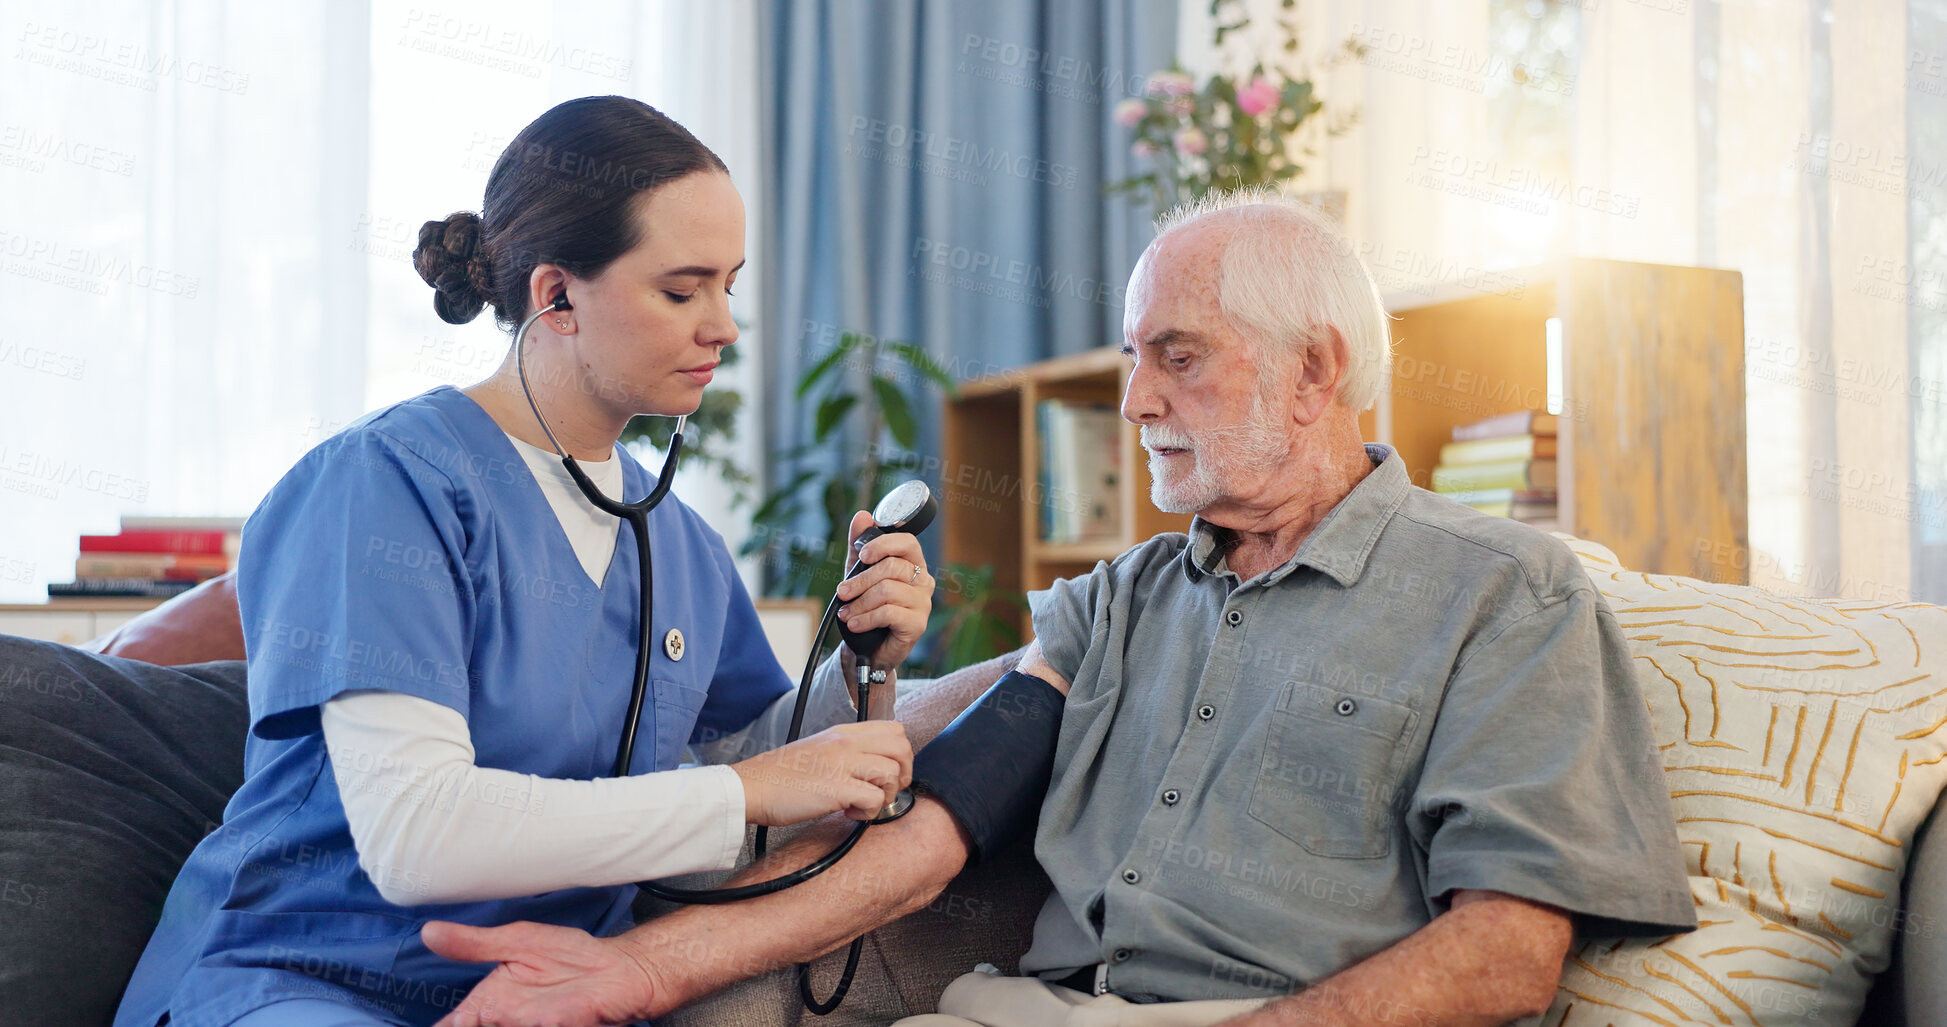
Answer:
514, 294, 932, 1013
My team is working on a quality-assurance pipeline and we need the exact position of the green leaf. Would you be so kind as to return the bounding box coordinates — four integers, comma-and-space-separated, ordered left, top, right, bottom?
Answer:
813, 393, 858, 442
795, 333, 860, 400
887, 342, 956, 392
746, 470, 816, 525
870, 376, 917, 449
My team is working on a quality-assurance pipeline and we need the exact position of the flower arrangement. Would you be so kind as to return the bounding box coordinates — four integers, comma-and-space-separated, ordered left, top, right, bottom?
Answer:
1107, 0, 1363, 209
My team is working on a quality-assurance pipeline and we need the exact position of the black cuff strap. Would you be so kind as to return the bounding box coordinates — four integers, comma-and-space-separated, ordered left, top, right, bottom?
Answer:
911, 670, 1065, 865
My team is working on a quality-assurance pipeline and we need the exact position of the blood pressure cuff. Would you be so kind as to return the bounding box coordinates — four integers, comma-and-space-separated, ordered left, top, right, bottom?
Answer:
911, 670, 1065, 865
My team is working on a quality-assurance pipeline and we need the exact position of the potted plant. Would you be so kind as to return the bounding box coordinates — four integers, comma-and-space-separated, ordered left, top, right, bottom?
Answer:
743, 331, 1023, 677
1107, 0, 1363, 210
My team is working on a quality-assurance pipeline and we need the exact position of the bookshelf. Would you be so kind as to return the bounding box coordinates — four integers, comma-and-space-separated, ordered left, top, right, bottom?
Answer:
941, 348, 1194, 634
1362, 257, 1748, 583
940, 258, 1749, 624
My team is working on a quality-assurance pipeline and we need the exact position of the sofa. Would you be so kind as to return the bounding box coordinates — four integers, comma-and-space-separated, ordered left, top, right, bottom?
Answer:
658, 537, 1947, 1027
2, 536, 1941, 1027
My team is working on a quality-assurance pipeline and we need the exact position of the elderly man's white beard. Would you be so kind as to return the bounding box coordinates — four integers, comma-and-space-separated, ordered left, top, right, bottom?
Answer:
1141, 387, 1293, 514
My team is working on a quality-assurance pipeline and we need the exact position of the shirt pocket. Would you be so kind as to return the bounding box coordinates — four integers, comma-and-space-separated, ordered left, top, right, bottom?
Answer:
651, 676, 711, 768
1248, 681, 1419, 859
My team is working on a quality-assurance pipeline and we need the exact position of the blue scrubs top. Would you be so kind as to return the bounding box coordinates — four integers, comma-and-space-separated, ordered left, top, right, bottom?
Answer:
114, 386, 792, 1027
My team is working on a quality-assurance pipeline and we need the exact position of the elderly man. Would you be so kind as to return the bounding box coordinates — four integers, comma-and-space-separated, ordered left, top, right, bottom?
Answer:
421, 190, 1695, 1027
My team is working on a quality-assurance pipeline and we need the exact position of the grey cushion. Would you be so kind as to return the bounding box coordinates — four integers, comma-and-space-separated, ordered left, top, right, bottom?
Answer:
0, 634, 249, 1027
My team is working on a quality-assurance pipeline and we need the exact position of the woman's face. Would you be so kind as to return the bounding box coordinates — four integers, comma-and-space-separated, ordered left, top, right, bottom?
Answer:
558, 170, 745, 420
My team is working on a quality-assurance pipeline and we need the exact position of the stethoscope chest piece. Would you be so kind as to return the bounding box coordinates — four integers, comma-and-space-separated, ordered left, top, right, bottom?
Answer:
872, 480, 935, 533
663, 628, 685, 661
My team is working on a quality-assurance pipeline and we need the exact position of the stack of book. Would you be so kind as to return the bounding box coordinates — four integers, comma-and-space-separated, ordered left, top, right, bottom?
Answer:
1430, 411, 1559, 531
48, 516, 244, 598
1036, 399, 1122, 544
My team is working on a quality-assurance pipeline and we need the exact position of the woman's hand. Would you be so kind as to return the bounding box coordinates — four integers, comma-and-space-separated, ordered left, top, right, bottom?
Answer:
730, 720, 913, 825
424, 920, 662, 1027
834, 510, 932, 670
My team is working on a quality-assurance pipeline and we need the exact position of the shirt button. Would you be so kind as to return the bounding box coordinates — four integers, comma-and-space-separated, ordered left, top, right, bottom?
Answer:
1121, 868, 1142, 885
1196, 703, 1216, 721
1225, 609, 1243, 626
1336, 698, 1358, 716
1112, 947, 1135, 963
1161, 788, 1181, 805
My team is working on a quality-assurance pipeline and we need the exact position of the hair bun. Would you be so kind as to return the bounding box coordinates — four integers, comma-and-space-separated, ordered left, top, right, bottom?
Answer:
413, 211, 493, 325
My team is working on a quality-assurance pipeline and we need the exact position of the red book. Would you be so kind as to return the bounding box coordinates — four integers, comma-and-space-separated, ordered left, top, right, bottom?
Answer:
78, 530, 229, 555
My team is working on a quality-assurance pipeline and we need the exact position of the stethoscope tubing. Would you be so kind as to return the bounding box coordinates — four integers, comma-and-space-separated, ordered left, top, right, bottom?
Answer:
512, 301, 877, 1010
514, 303, 684, 778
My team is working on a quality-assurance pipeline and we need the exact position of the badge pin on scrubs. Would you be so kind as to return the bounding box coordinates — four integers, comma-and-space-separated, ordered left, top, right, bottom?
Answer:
663, 628, 685, 661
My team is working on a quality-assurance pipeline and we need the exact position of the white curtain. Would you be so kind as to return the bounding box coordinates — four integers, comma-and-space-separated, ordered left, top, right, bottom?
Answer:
0, 0, 370, 602
0, 0, 765, 603
1183, 0, 1946, 604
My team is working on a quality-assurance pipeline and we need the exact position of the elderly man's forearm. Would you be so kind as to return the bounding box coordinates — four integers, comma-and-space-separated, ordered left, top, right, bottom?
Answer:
1227, 891, 1570, 1027
616, 797, 972, 1016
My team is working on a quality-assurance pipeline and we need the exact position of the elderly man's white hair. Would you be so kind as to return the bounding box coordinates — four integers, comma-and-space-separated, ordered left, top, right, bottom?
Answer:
1145, 187, 1392, 411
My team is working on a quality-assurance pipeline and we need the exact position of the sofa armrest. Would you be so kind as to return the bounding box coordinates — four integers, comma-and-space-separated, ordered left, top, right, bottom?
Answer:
0, 635, 250, 1025
80, 571, 246, 666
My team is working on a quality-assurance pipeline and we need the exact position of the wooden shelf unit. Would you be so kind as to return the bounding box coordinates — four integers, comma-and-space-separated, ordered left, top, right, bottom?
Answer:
1365, 257, 1749, 583
941, 348, 1193, 633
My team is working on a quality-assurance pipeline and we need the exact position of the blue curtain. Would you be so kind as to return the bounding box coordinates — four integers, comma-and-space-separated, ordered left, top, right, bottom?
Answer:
757, 0, 1176, 579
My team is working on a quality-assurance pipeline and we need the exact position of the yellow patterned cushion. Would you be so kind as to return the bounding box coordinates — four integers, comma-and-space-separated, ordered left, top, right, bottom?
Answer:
1543, 536, 1947, 1027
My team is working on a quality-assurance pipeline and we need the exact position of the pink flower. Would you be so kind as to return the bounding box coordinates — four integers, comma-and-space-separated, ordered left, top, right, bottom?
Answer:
1113, 98, 1147, 127
1172, 127, 1207, 156
1236, 76, 1280, 117
1144, 70, 1195, 98
1132, 139, 1162, 158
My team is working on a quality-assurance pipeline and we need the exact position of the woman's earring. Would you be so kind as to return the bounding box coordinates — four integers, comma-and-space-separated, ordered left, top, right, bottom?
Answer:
557, 319, 568, 329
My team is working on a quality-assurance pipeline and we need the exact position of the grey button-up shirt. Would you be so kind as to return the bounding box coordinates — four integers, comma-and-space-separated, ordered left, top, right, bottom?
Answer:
1020, 444, 1695, 1003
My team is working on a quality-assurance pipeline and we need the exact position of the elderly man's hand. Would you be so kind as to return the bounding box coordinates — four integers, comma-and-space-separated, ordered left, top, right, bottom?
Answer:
424, 920, 663, 1027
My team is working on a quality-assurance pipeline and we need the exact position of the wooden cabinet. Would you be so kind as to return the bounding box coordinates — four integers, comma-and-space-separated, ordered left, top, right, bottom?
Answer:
940, 258, 1750, 617
1366, 257, 1748, 583
0, 599, 162, 646
940, 348, 1193, 634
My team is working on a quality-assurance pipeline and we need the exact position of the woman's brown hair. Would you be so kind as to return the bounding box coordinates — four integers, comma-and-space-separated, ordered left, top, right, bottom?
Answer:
413, 95, 728, 331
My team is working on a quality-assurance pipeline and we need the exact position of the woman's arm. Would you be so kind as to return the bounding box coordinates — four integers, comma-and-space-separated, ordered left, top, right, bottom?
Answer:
324, 690, 912, 905
324, 691, 746, 905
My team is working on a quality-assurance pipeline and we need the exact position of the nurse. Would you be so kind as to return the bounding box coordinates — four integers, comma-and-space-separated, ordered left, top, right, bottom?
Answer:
113, 95, 931, 1027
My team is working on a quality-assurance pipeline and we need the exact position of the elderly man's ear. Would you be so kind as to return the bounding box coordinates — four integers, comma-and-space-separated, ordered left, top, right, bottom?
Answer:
1289, 325, 1351, 425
